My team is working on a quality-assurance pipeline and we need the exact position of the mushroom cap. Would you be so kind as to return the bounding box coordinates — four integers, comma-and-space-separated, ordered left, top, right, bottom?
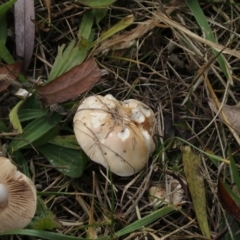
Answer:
149, 179, 184, 207
122, 98, 156, 133
73, 94, 156, 176
0, 157, 37, 233
149, 185, 167, 207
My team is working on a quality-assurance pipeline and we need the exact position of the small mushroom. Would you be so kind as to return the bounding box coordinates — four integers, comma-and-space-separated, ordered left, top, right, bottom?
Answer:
0, 157, 37, 233
73, 94, 156, 176
149, 178, 184, 207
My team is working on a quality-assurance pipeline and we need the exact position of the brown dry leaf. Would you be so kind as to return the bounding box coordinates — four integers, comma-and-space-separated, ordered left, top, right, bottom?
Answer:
14, 0, 35, 71
208, 99, 240, 133
38, 57, 101, 104
94, 17, 168, 54
218, 177, 240, 222
43, 0, 52, 25
0, 62, 23, 93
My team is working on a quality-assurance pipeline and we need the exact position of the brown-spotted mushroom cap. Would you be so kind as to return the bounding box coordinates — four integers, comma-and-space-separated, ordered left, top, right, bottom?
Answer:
73, 94, 156, 177
0, 157, 37, 233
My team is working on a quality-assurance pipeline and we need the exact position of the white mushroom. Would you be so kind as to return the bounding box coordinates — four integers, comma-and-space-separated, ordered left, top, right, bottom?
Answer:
149, 178, 184, 207
73, 94, 156, 176
0, 157, 37, 233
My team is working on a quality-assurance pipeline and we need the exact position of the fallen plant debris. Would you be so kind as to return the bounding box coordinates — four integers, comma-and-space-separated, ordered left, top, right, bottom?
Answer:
94, 16, 168, 54
0, 62, 23, 93
218, 177, 240, 223
182, 146, 211, 239
208, 98, 240, 134
37, 57, 101, 104
42, 0, 52, 24
149, 176, 185, 207
14, 0, 35, 70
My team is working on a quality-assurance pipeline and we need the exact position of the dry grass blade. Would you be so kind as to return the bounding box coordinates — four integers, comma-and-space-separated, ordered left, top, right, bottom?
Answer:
206, 76, 240, 147
94, 17, 168, 54
43, 0, 52, 25
154, 11, 240, 60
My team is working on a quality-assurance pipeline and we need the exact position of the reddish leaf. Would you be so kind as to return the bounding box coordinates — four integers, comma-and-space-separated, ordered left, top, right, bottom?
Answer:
37, 57, 101, 104
0, 62, 23, 93
218, 177, 240, 222
14, 0, 35, 71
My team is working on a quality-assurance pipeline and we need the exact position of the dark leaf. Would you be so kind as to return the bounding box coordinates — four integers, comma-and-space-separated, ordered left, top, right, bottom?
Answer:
8, 112, 63, 152
0, 62, 23, 93
14, 0, 35, 70
0, 0, 17, 63
218, 177, 240, 222
37, 57, 101, 104
37, 143, 88, 178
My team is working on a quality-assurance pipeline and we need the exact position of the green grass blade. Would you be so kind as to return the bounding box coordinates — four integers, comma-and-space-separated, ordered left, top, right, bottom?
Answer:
37, 143, 88, 178
29, 197, 62, 230
0, 229, 110, 240
18, 109, 48, 122
92, 8, 108, 29
32, 125, 61, 147
0, 0, 17, 62
9, 100, 23, 134
0, 0, 16, 45
0, 120, 8, 132
92, 14, 134, 47
0, 44, 15, 63
78, 10, 94, 41
222, 181, 240, 207
48, 135, 81, 149
8, 113, 63, 152
75, 0, 115, 8
115, 206, 175, 237
12, 150, 30, 176
185, 0, 230, 81
48, 40, 88, 81
21, 91, 42, 109
229, 155, 240, 198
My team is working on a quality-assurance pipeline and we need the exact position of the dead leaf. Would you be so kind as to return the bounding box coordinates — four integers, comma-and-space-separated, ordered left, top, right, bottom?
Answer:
94, 17, 168, 54
218, 177, 240, 222
0, 62, 23, 93
14, 0, 35, 71
43, 0, 52, 25
208, 99, 240, 133
37, 57, 101, 104
182, 146, 211, 239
